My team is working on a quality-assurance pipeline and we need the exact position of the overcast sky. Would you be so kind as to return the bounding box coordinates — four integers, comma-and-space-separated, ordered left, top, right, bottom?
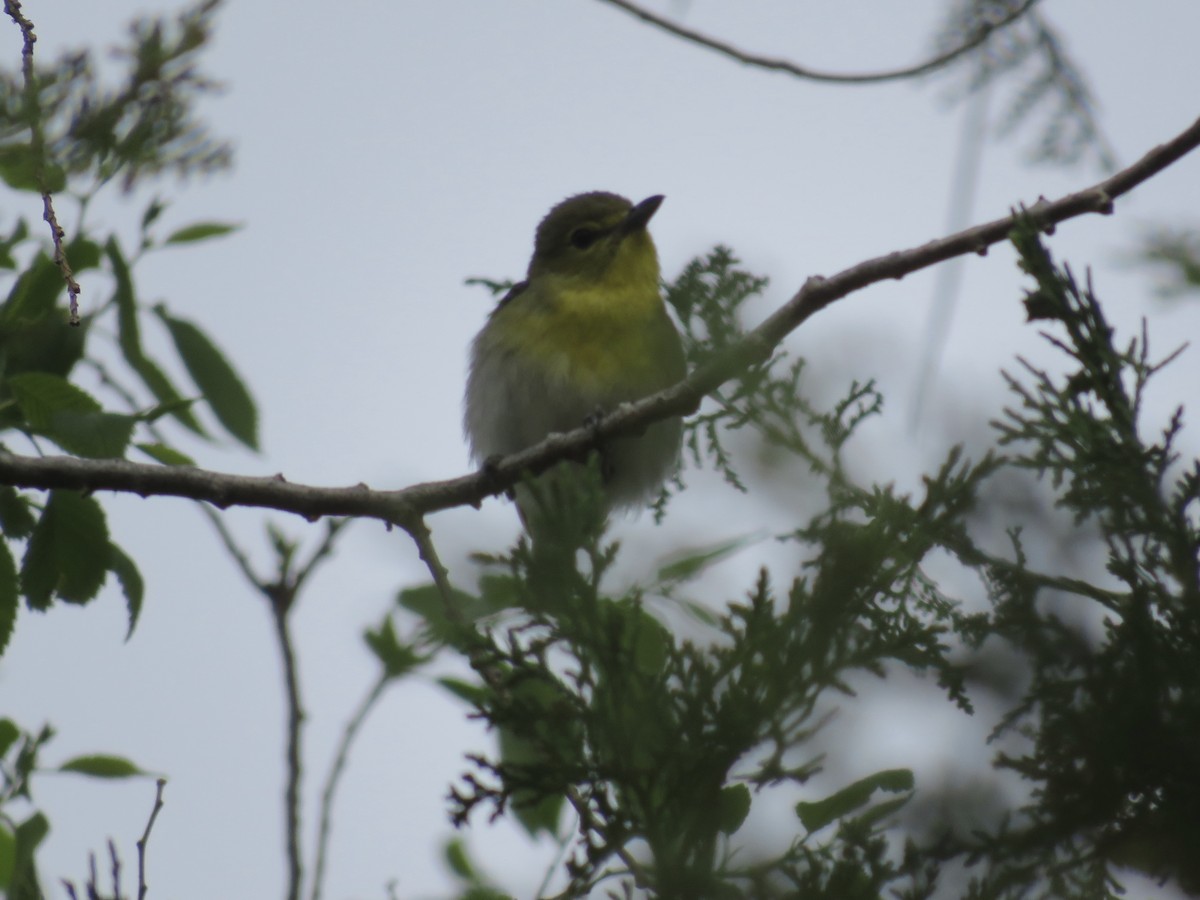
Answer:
4, 2, 1200, 898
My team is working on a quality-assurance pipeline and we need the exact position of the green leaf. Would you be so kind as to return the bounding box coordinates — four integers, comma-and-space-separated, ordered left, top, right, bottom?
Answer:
795, 768, 915, 833
155, 311, 259, 449
496, 678, 576, 838
7, 373, 135, 458
0, 542, 17, 658
501, 734, 563, 835
0, 487, 37, 538
135, 442, 196, 466
163, 221, 241, 245
141, 197, 168, 232
0, 144, 66, 193
655, 535, 754, 585
11, 812, 48, 899
64, 237, 103, 273
7, 372, 99, 421
436, 677, 488, 706
2, 252, 66, 324
444, 837, 476, 881
0, 218, 29, 270
58, 754, 147, 779
477, 573, 524, 613
852, 793, 913, 829
0, 820, 14, 889
106, 237, 206, 436
0, 719, 20, 757
363, 617, 425, 679
20, 491, 110, 609
500, 744, 564, 837
108, 544, 145, 639
137, 397, 201, 425
398, 583, 482, 647
13, 725, 53, 787
717, 783, 752, 835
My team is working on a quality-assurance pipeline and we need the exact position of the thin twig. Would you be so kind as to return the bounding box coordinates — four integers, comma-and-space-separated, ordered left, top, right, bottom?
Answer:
195, 499, 346, 900
564, 786, 650, 893
594, 0, 1040, 85
270, 587, 305, 900
198, 501, 267, 588
406, 517, 508, 695
406, 517, 464, 627
3, 0, 82, 324
2, 114, 1198, 519
309, 675, 389, 900
137, 778, 168, 900
292, 518, 351, 596
107, 839, 121, 897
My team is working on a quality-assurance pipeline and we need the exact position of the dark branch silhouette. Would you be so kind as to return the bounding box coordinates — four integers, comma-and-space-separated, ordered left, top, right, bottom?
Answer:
594, 0, 1040, 85
2, 114, 1199, 524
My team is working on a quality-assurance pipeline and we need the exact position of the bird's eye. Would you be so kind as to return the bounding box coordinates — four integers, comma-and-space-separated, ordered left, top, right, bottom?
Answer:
569, 227, 599, 250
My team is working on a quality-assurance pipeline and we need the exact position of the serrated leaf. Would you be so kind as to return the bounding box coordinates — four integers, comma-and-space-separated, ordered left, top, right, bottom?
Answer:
108, 544, 144, 640
7, 373, 135, 458
156, 311, 258, 449
58, 754, 146, 779
135, 442, 196, 466
163, 221, 241, 245
0, 487, 37, 538
106, 237, 206, 436
20, 491, 109, 609
796, 768, 915, 833
0, 542, 16, 659
8, 372, 101, 422
48, 412, 136, 458
717, 783, 751, 835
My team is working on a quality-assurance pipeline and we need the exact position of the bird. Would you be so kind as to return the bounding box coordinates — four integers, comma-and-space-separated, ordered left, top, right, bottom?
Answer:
463, 191, 686, 531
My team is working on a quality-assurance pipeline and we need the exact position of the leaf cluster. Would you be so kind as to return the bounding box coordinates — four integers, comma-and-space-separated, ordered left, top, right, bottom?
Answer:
0, 3, 253, 649
0, 719, 153, 900
0, 0, 231, 194
946, 224, 1200, 897
412, 253, 1015, 898
933, 0, 1115, 169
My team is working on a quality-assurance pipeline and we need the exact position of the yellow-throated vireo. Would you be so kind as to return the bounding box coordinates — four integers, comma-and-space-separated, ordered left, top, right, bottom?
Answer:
464, 192, 686, 523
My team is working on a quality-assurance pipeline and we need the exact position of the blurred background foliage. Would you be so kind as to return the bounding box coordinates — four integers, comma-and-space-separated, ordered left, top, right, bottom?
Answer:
1, 1, 1199, 898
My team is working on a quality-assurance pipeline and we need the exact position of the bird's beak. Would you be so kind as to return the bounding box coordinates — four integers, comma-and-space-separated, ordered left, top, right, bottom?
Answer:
621, 194, 665, 234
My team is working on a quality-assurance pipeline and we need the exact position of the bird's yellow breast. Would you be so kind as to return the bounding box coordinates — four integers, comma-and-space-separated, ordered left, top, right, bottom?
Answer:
492, 233, 670, 395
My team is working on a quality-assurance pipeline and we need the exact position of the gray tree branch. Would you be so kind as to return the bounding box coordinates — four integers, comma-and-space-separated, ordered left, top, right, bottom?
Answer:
2, 115, 1199, 524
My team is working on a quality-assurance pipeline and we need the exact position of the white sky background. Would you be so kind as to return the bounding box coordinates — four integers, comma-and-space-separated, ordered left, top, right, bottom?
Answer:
3, 1, 1200, 898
